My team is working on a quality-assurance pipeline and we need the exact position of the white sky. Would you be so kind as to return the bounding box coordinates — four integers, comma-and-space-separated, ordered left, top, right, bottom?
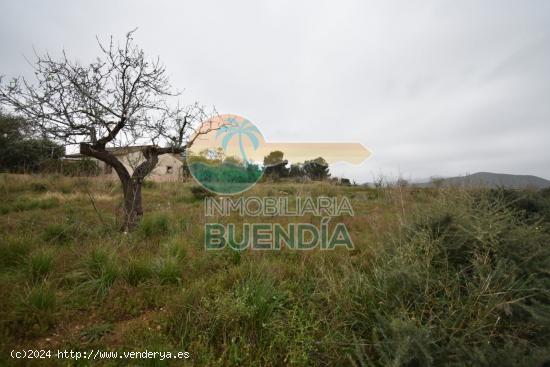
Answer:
1, 0, 549, 182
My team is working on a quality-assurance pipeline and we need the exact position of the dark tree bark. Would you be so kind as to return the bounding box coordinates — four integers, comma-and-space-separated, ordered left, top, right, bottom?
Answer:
1, 30, 215, 231
123, 180, 142, 231
80, 142, 143, 230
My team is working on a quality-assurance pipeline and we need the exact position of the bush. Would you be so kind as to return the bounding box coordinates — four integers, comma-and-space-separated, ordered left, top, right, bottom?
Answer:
303, 157, 330, 181
30, 182, 48, 193
188, 161, 263, 193
153, 257, 181, 285
0, 197, 59, 214
336, 190, 550, 366
0, 113, 65, 173
190, 185, 215, 200
164, 272, 288, 362
161, 239, 187, 261
141, 180, 157, 189
42, 223, 73, 245
139, 213, 171, 238
26, 249, 55, 283
0, 238, 31, 269
124, 258, 153, 286
39, 158, 100, 176
15, 283, 57, 335
484, 188, 550, 224
79, 323, 114, 343
233, 277, 287, 330
76, 248, 119, 297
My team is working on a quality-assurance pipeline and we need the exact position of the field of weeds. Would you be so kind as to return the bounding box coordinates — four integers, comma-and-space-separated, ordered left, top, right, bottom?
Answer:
1, 173, 549, 366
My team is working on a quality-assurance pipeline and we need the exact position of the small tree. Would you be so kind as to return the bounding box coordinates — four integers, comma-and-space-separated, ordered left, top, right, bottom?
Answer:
303, 157, 330, 181
263, 150, 288, 179
289, 163, 305, 178
396, 178, 409, 188
263, 150, 284, 166
0, 31, 213, 230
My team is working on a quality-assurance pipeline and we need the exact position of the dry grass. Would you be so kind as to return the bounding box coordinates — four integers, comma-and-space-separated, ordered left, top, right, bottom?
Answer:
0, 173, 549, 366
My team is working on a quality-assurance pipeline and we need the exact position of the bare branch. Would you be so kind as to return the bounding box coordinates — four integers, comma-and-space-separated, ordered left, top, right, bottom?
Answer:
0, 31, 217, 230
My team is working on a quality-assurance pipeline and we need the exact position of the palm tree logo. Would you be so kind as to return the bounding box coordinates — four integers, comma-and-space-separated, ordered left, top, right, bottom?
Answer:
216, 117, 261, 165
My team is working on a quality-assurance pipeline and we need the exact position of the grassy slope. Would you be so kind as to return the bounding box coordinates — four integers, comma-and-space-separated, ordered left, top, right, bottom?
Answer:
0, 174, 549, 366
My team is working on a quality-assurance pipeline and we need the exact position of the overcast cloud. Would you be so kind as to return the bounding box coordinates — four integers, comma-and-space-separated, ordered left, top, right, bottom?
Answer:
1, 0, 549, 182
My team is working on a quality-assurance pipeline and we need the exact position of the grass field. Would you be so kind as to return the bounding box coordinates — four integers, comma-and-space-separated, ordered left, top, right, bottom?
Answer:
1, 174, 550, 366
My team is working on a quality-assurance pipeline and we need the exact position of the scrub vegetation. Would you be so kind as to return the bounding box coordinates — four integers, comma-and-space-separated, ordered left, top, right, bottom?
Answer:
1, 173, 549, 366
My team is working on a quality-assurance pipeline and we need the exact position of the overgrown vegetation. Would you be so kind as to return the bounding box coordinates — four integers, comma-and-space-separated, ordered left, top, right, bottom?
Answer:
0, 173, 549, 366
0, 114, 65, 174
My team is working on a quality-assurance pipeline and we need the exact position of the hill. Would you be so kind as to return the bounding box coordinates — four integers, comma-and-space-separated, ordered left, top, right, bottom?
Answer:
418, 172, 550, 189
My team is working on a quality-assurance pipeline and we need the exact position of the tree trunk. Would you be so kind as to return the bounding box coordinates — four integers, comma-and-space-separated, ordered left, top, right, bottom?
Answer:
122, 178, 143, 231
80, 143, 170, 232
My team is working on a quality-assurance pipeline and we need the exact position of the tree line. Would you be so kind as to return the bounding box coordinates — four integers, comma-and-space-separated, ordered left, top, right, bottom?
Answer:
0, 113, 62, 172
263, 150, 331, 181
0, 113, 101, 175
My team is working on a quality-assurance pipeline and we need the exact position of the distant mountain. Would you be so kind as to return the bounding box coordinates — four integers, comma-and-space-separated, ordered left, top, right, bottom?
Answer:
417, 172, 550, 189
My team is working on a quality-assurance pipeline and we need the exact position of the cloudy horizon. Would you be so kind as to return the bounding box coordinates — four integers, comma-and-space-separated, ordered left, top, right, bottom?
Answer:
1, 0, 549, 182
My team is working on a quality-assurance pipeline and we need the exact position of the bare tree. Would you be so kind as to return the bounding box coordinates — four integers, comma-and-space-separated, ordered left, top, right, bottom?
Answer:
0, 30, 214, 231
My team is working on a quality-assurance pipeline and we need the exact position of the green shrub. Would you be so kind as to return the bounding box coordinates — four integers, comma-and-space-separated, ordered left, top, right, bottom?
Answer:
139, 214, 171, 238
30, 182, 48, 193
124, 258, 154, 286
484, 187, 550, 224
153, 257, 181, 285
161, 239, 187, 261
0, 197, 59, 214
336, 190, 550, 366
76, 248, 119, 297
141, 180, 158, 189
0, 113, 65, 174
26, 249, 55, 282
233, 276, 286, 330
164, 273, 288, 362
15, 283, 57, 335
26, 285, 56, 311
190, 185, 214, 200
42, 223, 73, 245
79, 323, 113, 343
0, 238, 31, 269
39, 158, 100, 176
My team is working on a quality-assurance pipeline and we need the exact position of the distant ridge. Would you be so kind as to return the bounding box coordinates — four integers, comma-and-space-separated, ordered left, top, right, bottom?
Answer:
417, 172, 550, 189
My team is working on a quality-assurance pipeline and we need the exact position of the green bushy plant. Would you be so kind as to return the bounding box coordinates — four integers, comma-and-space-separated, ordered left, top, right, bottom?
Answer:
124, 258, 154, 286
190, 185, 214, 200
337, 190, 550, 366
26, 249, 55, 283
75, 248, 119, 297
42, 223, 73, 245
0, 238, 31, 269
14, 283, 57, 336
139, 213, 171, 239
153, 257, 181, 285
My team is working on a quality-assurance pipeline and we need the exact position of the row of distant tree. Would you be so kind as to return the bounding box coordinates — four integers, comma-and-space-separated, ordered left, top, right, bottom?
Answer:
0, 113, 64, 172
263, 150, 331, 181
1, 113, 332, 181
0, 113, 100, 175
187, 149, 332, 182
